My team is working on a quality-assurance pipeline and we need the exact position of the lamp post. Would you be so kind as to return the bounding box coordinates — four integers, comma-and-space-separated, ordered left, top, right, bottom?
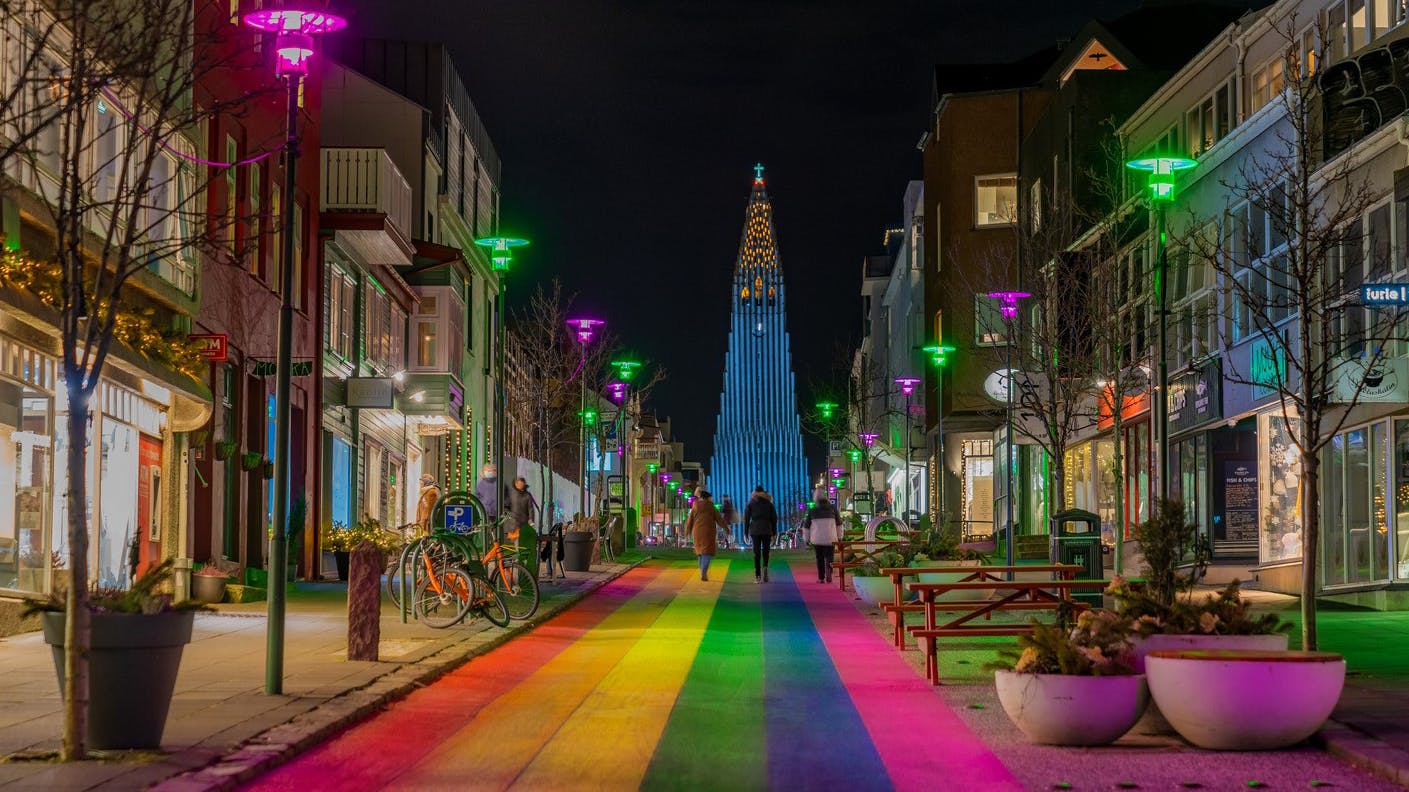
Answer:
567, 317, 604, 519
1125, 155, 1196, 505
986, 290, 1029, 572
859, 431, 878, 515
609, 358, 640, 542
242, 5, 345, 696
922, 344, 956, 533
474, 235, 530, 544
894, 376, 921, 525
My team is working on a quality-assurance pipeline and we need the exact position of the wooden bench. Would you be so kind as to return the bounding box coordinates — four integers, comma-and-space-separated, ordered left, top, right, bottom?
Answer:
906, 578, 1108, 685
876, 564, 1083, 649
830, 539, 910, 592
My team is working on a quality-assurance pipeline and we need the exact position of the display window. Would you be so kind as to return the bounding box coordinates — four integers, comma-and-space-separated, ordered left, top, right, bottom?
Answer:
1, 380, 53, 594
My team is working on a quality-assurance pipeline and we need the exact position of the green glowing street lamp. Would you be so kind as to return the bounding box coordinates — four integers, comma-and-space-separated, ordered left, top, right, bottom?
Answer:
607, 358, 641, 536
815, 400, 837, 420
611, 358, 641, 382
1125, 154, 1196, 506
475, 235, 530, 540
921, 344, 956, 528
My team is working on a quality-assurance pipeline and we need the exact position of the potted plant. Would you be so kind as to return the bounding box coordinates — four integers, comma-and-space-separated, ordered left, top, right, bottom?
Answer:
214, 440, 238, 462
912, 528, 990, 599
852, 550, 907, 606
191, 563, 232, 604
563, 519, 596, 572
992, 608, 1148, 746
240, 452, 263, 472
322, 521, 354, 580
25, 559, 206, 750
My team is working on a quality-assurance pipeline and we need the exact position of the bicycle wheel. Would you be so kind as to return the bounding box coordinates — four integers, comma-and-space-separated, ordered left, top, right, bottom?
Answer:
469, 573, 510, 627
385, 543, 419, 610
414, 566, 474, 629
493, 558, 540, 620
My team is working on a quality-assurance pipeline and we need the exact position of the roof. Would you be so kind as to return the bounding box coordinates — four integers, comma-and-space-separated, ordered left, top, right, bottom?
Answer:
932, 45, 1059, 100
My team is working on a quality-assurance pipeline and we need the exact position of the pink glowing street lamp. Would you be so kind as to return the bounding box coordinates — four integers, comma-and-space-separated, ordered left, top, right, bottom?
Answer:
894, 376, 923, 523
567, 317, 605, 345
567, 317, 606, 517
243, 4, 344, 696
983, 291, 1029, 572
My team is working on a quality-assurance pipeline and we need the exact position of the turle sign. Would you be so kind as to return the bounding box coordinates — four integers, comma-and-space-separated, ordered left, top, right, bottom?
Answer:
1362, 283, 1409, 305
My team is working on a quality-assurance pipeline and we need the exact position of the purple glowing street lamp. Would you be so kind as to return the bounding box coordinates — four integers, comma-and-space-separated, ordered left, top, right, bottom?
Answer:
567, 317, 605, 517
860, 432, 878, 447
243, 4, 344, 696
567, 317, 605, 345
894, 376, 923, 524
983, 291, 1029, 573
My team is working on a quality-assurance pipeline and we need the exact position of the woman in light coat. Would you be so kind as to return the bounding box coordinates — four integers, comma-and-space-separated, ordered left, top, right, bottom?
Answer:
686, 489, 728, 581
804, 490, 843, 583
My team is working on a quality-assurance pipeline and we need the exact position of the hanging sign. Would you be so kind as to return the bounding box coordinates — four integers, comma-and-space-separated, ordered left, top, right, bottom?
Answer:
1334, 356, 1409, 402
1167, 361, 1222, 434
1361, 283, 1409, 305
189, 334, 228, 362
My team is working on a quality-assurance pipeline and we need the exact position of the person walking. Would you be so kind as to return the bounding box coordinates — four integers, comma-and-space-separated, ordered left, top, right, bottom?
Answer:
743, 485, 778, 583
415, 473, 440, 532
505, 477, 540, 570
804, 489, 843, 583
474, 464, 498, 523
686, 489, 728, 581
719, 495, 737, 549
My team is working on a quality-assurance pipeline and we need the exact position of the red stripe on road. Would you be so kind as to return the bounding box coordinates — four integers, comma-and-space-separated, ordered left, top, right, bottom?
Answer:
242, 564, 663, 791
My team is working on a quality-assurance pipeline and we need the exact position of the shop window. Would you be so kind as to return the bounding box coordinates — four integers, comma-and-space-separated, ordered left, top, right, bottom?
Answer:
1260, 412, 1303, 562
0, 382, 52, 594
330, 436, 351, 528
960, 439, 993, 540
1322, 421, 1391, 585
974, 174, 1016, 228
1393, 419, 1409, 578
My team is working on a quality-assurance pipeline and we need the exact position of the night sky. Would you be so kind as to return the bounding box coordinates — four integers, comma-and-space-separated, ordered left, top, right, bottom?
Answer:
342, 0, 1140, 469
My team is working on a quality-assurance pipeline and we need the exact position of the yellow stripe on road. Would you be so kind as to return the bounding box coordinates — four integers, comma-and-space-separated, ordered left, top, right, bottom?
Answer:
387, 565, 697, 791
512, 560, 730, 791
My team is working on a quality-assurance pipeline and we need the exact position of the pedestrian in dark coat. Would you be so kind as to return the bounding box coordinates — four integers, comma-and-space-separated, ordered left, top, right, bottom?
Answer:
686, 489, 728, 581
804, 491, 843, 583
743, 486, 778, 583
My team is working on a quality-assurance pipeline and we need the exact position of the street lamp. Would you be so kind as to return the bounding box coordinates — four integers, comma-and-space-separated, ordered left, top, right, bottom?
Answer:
567, 317, 605, 519
859, 431, 879, 514
986, 290, 1029, 572
474, 235, 530, 544
242, 4, 345, 697
922, 344, 956, 533
895, 376, 921, 526
1126, 154, 1196, 505
609, 358, 640, 542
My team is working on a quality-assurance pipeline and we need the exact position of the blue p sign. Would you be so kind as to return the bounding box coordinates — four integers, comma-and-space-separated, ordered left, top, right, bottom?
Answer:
444, 504, 474, 534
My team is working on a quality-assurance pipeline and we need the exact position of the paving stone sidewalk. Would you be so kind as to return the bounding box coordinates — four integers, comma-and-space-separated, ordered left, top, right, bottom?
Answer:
0, 558, 640, 791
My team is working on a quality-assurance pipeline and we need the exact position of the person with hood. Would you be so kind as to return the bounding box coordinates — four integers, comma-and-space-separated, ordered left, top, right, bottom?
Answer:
686, 489, 728, 581
474, 463, 498, 522
415, 473, 440, 531
804, 488, 843, 583
719, 495, 737, 549
505, 477, 540, 572
743, 485, 778, 583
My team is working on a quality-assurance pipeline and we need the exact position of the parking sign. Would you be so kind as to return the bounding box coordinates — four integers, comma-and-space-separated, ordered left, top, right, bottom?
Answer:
444, 504, 475, 534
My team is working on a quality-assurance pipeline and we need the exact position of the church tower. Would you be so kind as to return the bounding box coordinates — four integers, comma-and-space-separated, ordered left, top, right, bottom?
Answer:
708, 165, 808, 535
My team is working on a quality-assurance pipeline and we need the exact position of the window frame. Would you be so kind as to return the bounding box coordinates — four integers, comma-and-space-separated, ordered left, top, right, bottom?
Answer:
973, 173, 1018, 229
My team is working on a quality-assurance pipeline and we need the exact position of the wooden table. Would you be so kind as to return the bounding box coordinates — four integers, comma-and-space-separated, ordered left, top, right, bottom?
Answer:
877, 564, 1083, 649
831, 539, 911, 591
905, 578, 1108, 685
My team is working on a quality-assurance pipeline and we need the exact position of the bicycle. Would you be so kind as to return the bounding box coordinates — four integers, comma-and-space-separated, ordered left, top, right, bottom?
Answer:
474, 520, 540, 620
408, 534, 509, 628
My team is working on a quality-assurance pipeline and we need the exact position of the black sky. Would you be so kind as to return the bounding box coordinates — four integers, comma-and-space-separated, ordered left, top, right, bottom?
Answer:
342, 0, 1141, 468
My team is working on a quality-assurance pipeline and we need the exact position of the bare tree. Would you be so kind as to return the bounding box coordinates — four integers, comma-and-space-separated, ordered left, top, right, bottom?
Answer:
1181, 19, 1403, 649
0, 0, 258, 758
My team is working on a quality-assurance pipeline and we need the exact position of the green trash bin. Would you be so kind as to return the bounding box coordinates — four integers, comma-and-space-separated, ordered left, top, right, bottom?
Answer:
1049, 509, 1103, 607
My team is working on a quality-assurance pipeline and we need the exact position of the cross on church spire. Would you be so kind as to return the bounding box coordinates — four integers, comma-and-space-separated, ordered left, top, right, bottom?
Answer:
753, 162, 765, 184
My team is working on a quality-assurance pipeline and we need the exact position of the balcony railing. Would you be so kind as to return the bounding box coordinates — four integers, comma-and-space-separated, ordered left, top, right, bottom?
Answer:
321, 147, 413, 241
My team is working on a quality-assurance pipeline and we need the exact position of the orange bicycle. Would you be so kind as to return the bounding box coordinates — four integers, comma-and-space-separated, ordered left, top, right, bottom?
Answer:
406, 534, 509, 628
476, 521, 540, 620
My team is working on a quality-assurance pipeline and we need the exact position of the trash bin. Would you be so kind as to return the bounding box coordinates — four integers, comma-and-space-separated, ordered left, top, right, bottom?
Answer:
1049, 509, 1103, 607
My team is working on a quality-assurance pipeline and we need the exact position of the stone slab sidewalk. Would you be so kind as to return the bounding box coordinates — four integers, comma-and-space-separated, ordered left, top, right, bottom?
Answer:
0, 558, 641, 791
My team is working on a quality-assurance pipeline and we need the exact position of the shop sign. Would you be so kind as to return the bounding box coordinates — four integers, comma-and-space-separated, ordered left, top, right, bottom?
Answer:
346, 377, 395, 409
1250, 336, 1287, 400
1333, 356, 1409, 403
983, 368, 1016, 403
189, 333, 228, 362
1361, 283, 1409, 305
636, 441, 659, 462
1167, 361, 1222, 434
1096, 384, 1149, 430
254, 359, 314, 377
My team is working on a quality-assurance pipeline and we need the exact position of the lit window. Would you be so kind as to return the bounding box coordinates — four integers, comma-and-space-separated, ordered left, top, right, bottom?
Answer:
974, 174, 1016, 228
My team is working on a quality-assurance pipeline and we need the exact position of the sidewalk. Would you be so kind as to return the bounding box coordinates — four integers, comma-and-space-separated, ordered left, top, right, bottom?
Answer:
0, 557, 641, 791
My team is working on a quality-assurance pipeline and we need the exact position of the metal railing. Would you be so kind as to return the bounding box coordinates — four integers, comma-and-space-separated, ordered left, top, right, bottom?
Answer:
320, 147, 413, 240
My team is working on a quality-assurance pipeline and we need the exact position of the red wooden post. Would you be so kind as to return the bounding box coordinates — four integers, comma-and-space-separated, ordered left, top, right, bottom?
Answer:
347, 541, 383, 662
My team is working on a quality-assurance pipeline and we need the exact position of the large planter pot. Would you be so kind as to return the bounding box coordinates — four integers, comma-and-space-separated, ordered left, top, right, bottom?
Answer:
333, 550, 350, 582
563, 531, 594, 572
995, 670, 1149, 746
1132, 632, 1289, 674
42, 610, 195, 750
915, 559, 990, 602
191, 574, 228, 604
1146, 649, 1345, 750
851, 575, 895, 606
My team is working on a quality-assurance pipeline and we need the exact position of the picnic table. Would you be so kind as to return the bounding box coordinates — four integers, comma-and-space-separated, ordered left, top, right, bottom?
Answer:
905, 576, 1109, 685
876, 564, 1084, 649
831, 538, 912, 591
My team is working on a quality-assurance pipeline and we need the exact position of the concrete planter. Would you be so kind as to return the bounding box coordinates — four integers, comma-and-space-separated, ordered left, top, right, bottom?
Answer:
995, 670, 1149, 746
1146, 649, 1345, 750
1132, 632, 1289, 674
191, 574, 228, 604
851, 575, 894, 606
42, 610, 194, 749
563, 531, 594, 572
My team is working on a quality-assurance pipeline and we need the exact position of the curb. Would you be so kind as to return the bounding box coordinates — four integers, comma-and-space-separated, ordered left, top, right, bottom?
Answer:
1316, 720, 1409, 788
153, 559, 646, 791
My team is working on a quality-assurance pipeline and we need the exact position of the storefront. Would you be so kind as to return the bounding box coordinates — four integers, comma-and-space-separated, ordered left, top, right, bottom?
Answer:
1097, 383, 1152, 540
1063, 437, 1118, 539
959, 437, 993, 540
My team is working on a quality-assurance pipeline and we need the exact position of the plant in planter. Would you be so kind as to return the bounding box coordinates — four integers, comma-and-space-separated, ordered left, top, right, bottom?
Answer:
24, 559, 208, 750
240, 452, 263, 472
214, 440, 239, 462
991, 608, 1148, 746
852, 550, 908, 605
191, 563, 233, 604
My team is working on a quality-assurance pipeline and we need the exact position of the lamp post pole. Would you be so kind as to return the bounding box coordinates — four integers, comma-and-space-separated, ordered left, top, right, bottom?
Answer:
895, 377, 920, 526
242, 6, 346, 696
609, 359, 640, 540
1125, 155, 1196, 506
986, 292, 1028, 575
473, 236, 529, 544
922, 345, 955, 533
567, 318, 604, 519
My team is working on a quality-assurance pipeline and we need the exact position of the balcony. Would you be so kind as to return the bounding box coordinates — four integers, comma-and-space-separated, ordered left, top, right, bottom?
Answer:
320, 148, 415, 263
